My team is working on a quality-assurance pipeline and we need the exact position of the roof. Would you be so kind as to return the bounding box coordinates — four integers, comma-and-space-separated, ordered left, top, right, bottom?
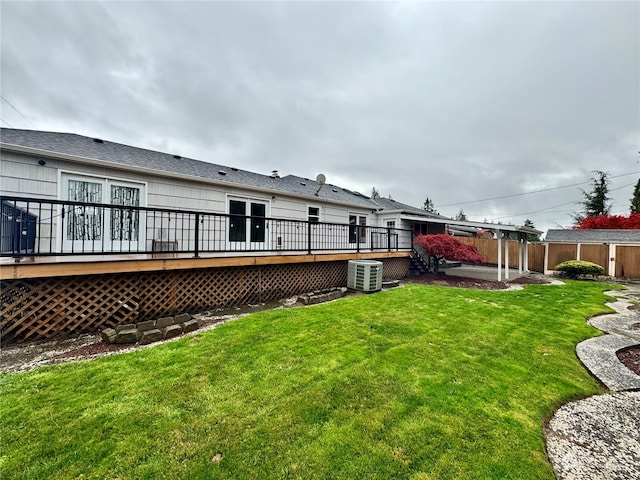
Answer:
545, 229, 640, 244
0, 128, 376, 209
372, 197, 448, 219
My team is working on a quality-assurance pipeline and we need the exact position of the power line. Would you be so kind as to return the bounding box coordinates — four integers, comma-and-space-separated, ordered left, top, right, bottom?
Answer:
0, 95, 36, 128
434, 171, 639, 208
465, 181, 637, 223
1, 118, 13, 128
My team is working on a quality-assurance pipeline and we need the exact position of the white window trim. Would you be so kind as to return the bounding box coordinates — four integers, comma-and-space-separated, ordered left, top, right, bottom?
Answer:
57, 171, 148, 252
58, 170, 148, 206
225, 194, 271, 217
307, 204, 321, 222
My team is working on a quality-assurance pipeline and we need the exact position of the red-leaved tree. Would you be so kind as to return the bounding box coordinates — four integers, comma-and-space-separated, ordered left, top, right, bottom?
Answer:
414, 234, 487, 264
575, 213, 640, 229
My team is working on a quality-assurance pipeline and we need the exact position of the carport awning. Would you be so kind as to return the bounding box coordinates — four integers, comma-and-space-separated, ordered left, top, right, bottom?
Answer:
399, 213, 542, 236
404, 215, 542, 281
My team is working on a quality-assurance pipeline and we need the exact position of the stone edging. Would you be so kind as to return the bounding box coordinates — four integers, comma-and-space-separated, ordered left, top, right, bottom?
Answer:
545, 286, 640, 480
576, 289, 640, 391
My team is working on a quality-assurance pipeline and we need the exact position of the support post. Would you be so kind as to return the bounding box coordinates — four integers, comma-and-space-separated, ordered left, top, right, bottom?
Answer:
505, 235, 510, 280
518, 237, 523, 274
496, 229, 502, 282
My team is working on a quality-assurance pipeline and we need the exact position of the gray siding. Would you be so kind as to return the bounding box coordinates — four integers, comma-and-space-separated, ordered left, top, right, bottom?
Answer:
1, 149, 373, 226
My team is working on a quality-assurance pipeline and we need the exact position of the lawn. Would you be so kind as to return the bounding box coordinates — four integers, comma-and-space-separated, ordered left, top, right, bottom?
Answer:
0, 281, 616, 479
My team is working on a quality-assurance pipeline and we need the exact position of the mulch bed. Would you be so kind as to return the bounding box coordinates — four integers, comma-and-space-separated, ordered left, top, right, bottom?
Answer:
408, 273, 550, 290
53, 342, 131, 359
617, 346, 640, 376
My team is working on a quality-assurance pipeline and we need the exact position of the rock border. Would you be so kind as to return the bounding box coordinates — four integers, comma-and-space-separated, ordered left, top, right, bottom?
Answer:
545, 285, 640, 480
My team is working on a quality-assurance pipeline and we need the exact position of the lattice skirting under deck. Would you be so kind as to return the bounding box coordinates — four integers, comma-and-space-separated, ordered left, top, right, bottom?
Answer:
1, 258, 409, 344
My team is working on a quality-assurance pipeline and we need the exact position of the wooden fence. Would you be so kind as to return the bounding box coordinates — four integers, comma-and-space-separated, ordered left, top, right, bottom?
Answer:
459, 238, 639, 279
458, 237, 545, 272
615, 246, 640, 278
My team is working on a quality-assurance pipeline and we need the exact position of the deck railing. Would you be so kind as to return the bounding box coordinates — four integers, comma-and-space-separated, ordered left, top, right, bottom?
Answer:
1, 196, 413, 259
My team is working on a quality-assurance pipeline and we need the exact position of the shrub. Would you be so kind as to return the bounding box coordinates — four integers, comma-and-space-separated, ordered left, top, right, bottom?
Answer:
554, 260, 604, 279
414, 234, 487, 264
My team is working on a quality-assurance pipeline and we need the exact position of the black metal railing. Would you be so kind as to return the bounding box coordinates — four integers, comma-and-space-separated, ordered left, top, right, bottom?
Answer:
1, 196, 413, 259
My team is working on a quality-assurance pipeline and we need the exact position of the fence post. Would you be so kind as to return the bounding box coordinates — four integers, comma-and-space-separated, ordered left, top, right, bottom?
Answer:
387, 227, 391, 252
194, 213, 200, 258
307, 222, 312, 254
357, 226, 360, 253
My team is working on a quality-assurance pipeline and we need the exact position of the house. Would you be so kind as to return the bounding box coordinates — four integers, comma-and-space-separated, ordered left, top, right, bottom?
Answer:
545, 229, 640, 278
0, 128, 541, 343
0, 128, 393, 252
1, 128, 415, 343
371, 197, 447, 236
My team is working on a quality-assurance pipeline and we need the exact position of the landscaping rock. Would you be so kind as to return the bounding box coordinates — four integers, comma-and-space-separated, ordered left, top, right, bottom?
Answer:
139, 329, 163, 345
156, 317, 174, 328
116, 324, 136, 333
136, 320, 156, 332
174, 313, 191, 324
182, 319, 200, 333
163, 324, 183, 339
101, 328, 117, 344
114, 329, 139, 344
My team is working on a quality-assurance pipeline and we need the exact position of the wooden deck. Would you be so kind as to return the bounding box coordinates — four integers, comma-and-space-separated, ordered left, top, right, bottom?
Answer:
0, 250, 411, 280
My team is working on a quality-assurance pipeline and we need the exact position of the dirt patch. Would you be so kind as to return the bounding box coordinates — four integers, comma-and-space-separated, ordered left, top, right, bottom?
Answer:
617, 346, 640, 376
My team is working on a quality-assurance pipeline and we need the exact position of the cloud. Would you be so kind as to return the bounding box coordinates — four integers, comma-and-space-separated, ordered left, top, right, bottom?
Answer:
1, 1, 638, 233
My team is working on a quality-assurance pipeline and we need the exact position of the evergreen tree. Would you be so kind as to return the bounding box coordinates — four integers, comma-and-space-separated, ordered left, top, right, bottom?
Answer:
574, 170, 611, 224
422, 197, 437, 213
455, 209, 467, 221
631, 178, 640, 214
523, 218, 541, 242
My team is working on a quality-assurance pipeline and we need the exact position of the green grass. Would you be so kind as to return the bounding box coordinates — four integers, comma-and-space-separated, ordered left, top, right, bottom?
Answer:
1, 281, 617, 479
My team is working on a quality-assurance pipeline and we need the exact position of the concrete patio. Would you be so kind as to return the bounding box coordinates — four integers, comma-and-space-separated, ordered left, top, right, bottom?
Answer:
445, 264, 526, 282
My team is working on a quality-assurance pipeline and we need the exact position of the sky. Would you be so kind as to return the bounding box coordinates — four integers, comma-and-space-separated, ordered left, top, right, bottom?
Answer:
1, 1, 638, 235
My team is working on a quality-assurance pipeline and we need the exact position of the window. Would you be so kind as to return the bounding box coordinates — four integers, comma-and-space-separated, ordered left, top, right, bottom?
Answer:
229, 200, 247, 242
67, 179, 103, 241
250, 202, 266, 243
359, 216, 367, 241
386, 220, 396, 229
227, 197, 268, 247
349, 214, 367, 243
61, 173, 146, 251
308, 206, 320, 223
110, 185, 140, 241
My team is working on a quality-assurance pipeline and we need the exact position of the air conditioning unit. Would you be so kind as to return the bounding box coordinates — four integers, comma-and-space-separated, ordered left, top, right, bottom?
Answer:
347, 260, 383, 292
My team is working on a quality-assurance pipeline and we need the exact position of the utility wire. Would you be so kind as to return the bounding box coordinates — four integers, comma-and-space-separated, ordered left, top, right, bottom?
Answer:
1, 95, 36, 128
435, 171, 639, 208
467, 182, 637, 223
1, 118, 14, 128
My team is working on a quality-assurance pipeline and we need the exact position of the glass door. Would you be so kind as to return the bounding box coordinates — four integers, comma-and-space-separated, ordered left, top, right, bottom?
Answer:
64, 178, 105, 252
61, 174, 145, 253
228, 198, 268, 251
109, 183, 144, 252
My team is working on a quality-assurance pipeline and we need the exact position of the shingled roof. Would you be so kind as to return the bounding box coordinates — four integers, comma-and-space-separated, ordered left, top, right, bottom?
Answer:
0, 128, 377, 209
372, 197, 448, 219
545, 229, 640, 244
